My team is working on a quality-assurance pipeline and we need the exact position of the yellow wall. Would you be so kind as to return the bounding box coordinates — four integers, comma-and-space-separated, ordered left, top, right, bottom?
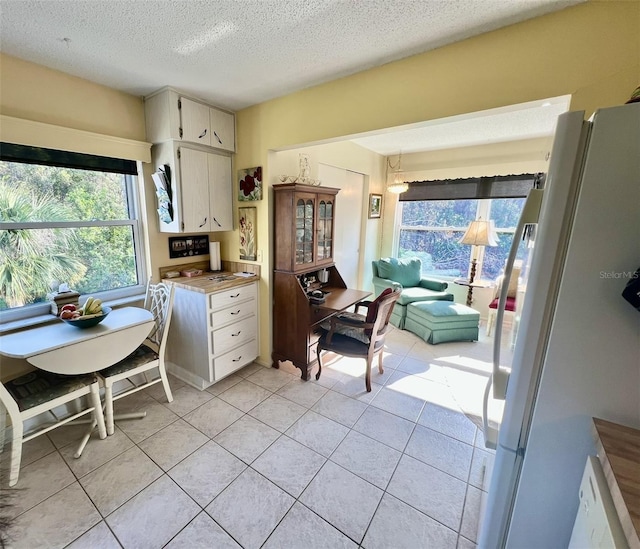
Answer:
227, 1, 639, 366
1, 2, 638, 369
0, 54, 146, 141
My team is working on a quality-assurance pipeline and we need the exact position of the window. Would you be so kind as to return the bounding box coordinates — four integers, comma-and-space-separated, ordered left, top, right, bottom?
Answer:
397, 198, 531, 282
396, 173, 541, 282
398, 199, 478, 278
0, 144, 147, 322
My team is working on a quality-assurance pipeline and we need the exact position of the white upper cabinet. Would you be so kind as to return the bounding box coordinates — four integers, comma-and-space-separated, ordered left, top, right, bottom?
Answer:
178, 146, 211, 232
209, 108, 235, 152
208, 152, 233, 231
180, 98, 212, 146
151, 141, 232, 233
145, 87, 235, 153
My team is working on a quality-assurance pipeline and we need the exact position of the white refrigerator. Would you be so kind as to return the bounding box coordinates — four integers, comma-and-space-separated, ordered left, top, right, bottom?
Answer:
478, 102, 640, 548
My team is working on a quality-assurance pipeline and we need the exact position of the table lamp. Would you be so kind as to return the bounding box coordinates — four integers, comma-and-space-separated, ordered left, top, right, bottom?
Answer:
459, 219, 499, 285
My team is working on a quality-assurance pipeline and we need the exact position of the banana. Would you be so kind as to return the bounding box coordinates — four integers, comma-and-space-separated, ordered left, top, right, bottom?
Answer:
89, 299, 102, 314
78, 312, 103, 319
83, 297, 94, 314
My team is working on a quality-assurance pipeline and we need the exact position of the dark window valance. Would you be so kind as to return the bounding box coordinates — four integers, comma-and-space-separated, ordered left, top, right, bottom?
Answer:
0, 142, 138, 175
399, 173, 544, 201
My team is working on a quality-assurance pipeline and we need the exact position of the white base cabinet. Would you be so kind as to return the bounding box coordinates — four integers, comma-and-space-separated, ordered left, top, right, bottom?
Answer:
152, 141, 232, 233
166, 282, 258, 390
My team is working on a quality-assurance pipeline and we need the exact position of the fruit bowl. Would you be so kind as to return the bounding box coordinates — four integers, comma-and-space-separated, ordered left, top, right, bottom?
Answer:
61, 306, 112, 329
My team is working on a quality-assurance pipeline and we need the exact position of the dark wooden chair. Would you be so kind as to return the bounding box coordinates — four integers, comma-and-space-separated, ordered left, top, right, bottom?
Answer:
316, 287, 401, 392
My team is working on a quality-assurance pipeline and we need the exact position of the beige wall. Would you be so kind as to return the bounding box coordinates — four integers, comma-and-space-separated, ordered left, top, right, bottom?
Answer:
0, 54, 146, 141
228, 1, 638, 365
1, 1, 638, 368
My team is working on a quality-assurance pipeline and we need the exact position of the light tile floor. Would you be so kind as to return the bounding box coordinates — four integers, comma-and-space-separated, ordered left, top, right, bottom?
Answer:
1, 325, 512, 548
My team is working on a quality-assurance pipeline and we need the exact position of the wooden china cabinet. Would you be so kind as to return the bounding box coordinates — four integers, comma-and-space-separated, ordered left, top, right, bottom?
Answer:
272, 183, 346, 380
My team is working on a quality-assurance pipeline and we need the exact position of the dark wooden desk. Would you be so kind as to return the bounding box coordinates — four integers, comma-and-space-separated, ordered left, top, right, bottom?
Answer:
315, 287, 372, 316
272, 269, 371, 381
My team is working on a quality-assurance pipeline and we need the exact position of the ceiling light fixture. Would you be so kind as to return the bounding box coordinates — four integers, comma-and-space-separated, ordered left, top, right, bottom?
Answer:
386, 152, 408, 194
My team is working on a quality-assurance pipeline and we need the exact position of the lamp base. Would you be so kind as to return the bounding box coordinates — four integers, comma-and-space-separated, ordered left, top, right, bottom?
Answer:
466, 259, 478, 307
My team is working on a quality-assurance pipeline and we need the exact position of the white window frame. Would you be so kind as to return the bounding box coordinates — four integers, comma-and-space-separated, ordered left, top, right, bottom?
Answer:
395, 199, 520, 282
0, 169, 148, 326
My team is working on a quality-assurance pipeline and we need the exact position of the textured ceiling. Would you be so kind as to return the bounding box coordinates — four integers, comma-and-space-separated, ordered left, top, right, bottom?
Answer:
350, 95, 571, 154
1, 0, 583, 113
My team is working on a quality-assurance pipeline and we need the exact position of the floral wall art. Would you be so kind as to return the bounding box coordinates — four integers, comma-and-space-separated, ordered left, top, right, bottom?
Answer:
238, 166, 262, 201
239, 207, 257, 261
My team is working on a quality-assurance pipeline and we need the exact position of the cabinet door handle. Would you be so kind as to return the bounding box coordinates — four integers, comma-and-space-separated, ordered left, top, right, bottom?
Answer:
214, 131, 222, 145
232, 331, 241, 337
213, 217, 222, 227
232, 355, 242, 362
230, 310, 241, 315
199, 129, 208, 139
230, 293, 240, 298
199, 217, 207, 228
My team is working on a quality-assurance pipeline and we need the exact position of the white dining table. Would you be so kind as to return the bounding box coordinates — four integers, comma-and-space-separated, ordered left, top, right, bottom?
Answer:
0, 307, 155, 456
0, 306, 154, 374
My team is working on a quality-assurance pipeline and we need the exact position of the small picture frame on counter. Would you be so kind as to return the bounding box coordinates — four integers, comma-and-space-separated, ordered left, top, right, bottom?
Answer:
168, 235, 209, 258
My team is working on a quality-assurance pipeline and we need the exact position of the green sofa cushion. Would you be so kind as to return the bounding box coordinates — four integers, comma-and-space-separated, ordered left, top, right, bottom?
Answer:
407, 301, 480, 322
396, 287, 453, 306
377, 257, 422, 287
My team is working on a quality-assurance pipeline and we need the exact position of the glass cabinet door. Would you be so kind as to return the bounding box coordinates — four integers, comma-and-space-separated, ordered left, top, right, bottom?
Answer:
317, 197, 333, 261
295, 197, 315, 266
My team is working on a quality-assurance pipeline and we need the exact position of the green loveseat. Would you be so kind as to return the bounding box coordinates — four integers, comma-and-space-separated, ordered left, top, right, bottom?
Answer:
372, 257, 454, 329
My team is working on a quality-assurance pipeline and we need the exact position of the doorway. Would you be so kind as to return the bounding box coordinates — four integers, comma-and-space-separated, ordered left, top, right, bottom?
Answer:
318, 164, 365, 289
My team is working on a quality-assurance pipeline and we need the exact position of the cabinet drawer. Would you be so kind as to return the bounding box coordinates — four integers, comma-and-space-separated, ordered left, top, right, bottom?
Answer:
214, 339, 257, 380
209, 283, 257, 311
309, 306, 332, 327
212, 316, 257, 355
210, 301, 255, 330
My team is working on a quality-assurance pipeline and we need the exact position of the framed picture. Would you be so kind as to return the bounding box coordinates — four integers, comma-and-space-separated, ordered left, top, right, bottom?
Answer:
239, 207, 257, 261
368, 193, 382, 219
168, 235, 209, 258
238, 166, 263, 201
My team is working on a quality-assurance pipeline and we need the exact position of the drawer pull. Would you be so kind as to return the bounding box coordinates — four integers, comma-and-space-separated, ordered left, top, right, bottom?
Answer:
230, 310, 241, 315
232, 356, 242, 362
199, 129, 208, 139
230, 293, 240, 298
232, 331, 241, 337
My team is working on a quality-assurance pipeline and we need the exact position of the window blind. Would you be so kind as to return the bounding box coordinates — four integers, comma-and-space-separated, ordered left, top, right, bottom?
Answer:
0, 142, 138, 175
399, 173, 544, 201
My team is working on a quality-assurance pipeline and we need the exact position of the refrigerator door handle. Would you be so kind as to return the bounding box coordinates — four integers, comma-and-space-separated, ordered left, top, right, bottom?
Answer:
491, 189, 544, 400
482, 374, 499, 449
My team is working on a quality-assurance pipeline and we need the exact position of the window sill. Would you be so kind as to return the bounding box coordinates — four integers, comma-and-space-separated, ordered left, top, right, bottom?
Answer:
0, 293, 146, 335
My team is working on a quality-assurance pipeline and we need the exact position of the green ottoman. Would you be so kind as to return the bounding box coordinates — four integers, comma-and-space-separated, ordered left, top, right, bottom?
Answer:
405, 301, 480, 344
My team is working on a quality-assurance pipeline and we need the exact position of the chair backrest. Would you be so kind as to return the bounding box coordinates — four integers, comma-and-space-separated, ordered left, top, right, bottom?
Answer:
493, 262, 522, 299
143, 281, 175, 356
369, 288, 401, 345
374, 257, 422, 287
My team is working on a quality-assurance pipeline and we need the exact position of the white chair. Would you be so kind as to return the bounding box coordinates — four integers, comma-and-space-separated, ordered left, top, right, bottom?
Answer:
98, 281, 175, 435
1, 370, 107, 486
486, 262, 522, 346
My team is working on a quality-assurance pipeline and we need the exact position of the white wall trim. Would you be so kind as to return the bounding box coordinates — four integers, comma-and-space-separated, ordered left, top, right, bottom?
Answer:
0, 115, 151, 163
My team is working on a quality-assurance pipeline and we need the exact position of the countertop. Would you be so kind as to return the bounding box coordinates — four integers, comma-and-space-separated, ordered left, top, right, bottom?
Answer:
163, 272, 258, 294
593, 417, 640, 548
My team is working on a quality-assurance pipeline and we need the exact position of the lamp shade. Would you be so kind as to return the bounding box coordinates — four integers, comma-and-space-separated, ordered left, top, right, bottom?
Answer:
386, 153, 408, 194
387, 171, 408, 194
459, 220, 499, 247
